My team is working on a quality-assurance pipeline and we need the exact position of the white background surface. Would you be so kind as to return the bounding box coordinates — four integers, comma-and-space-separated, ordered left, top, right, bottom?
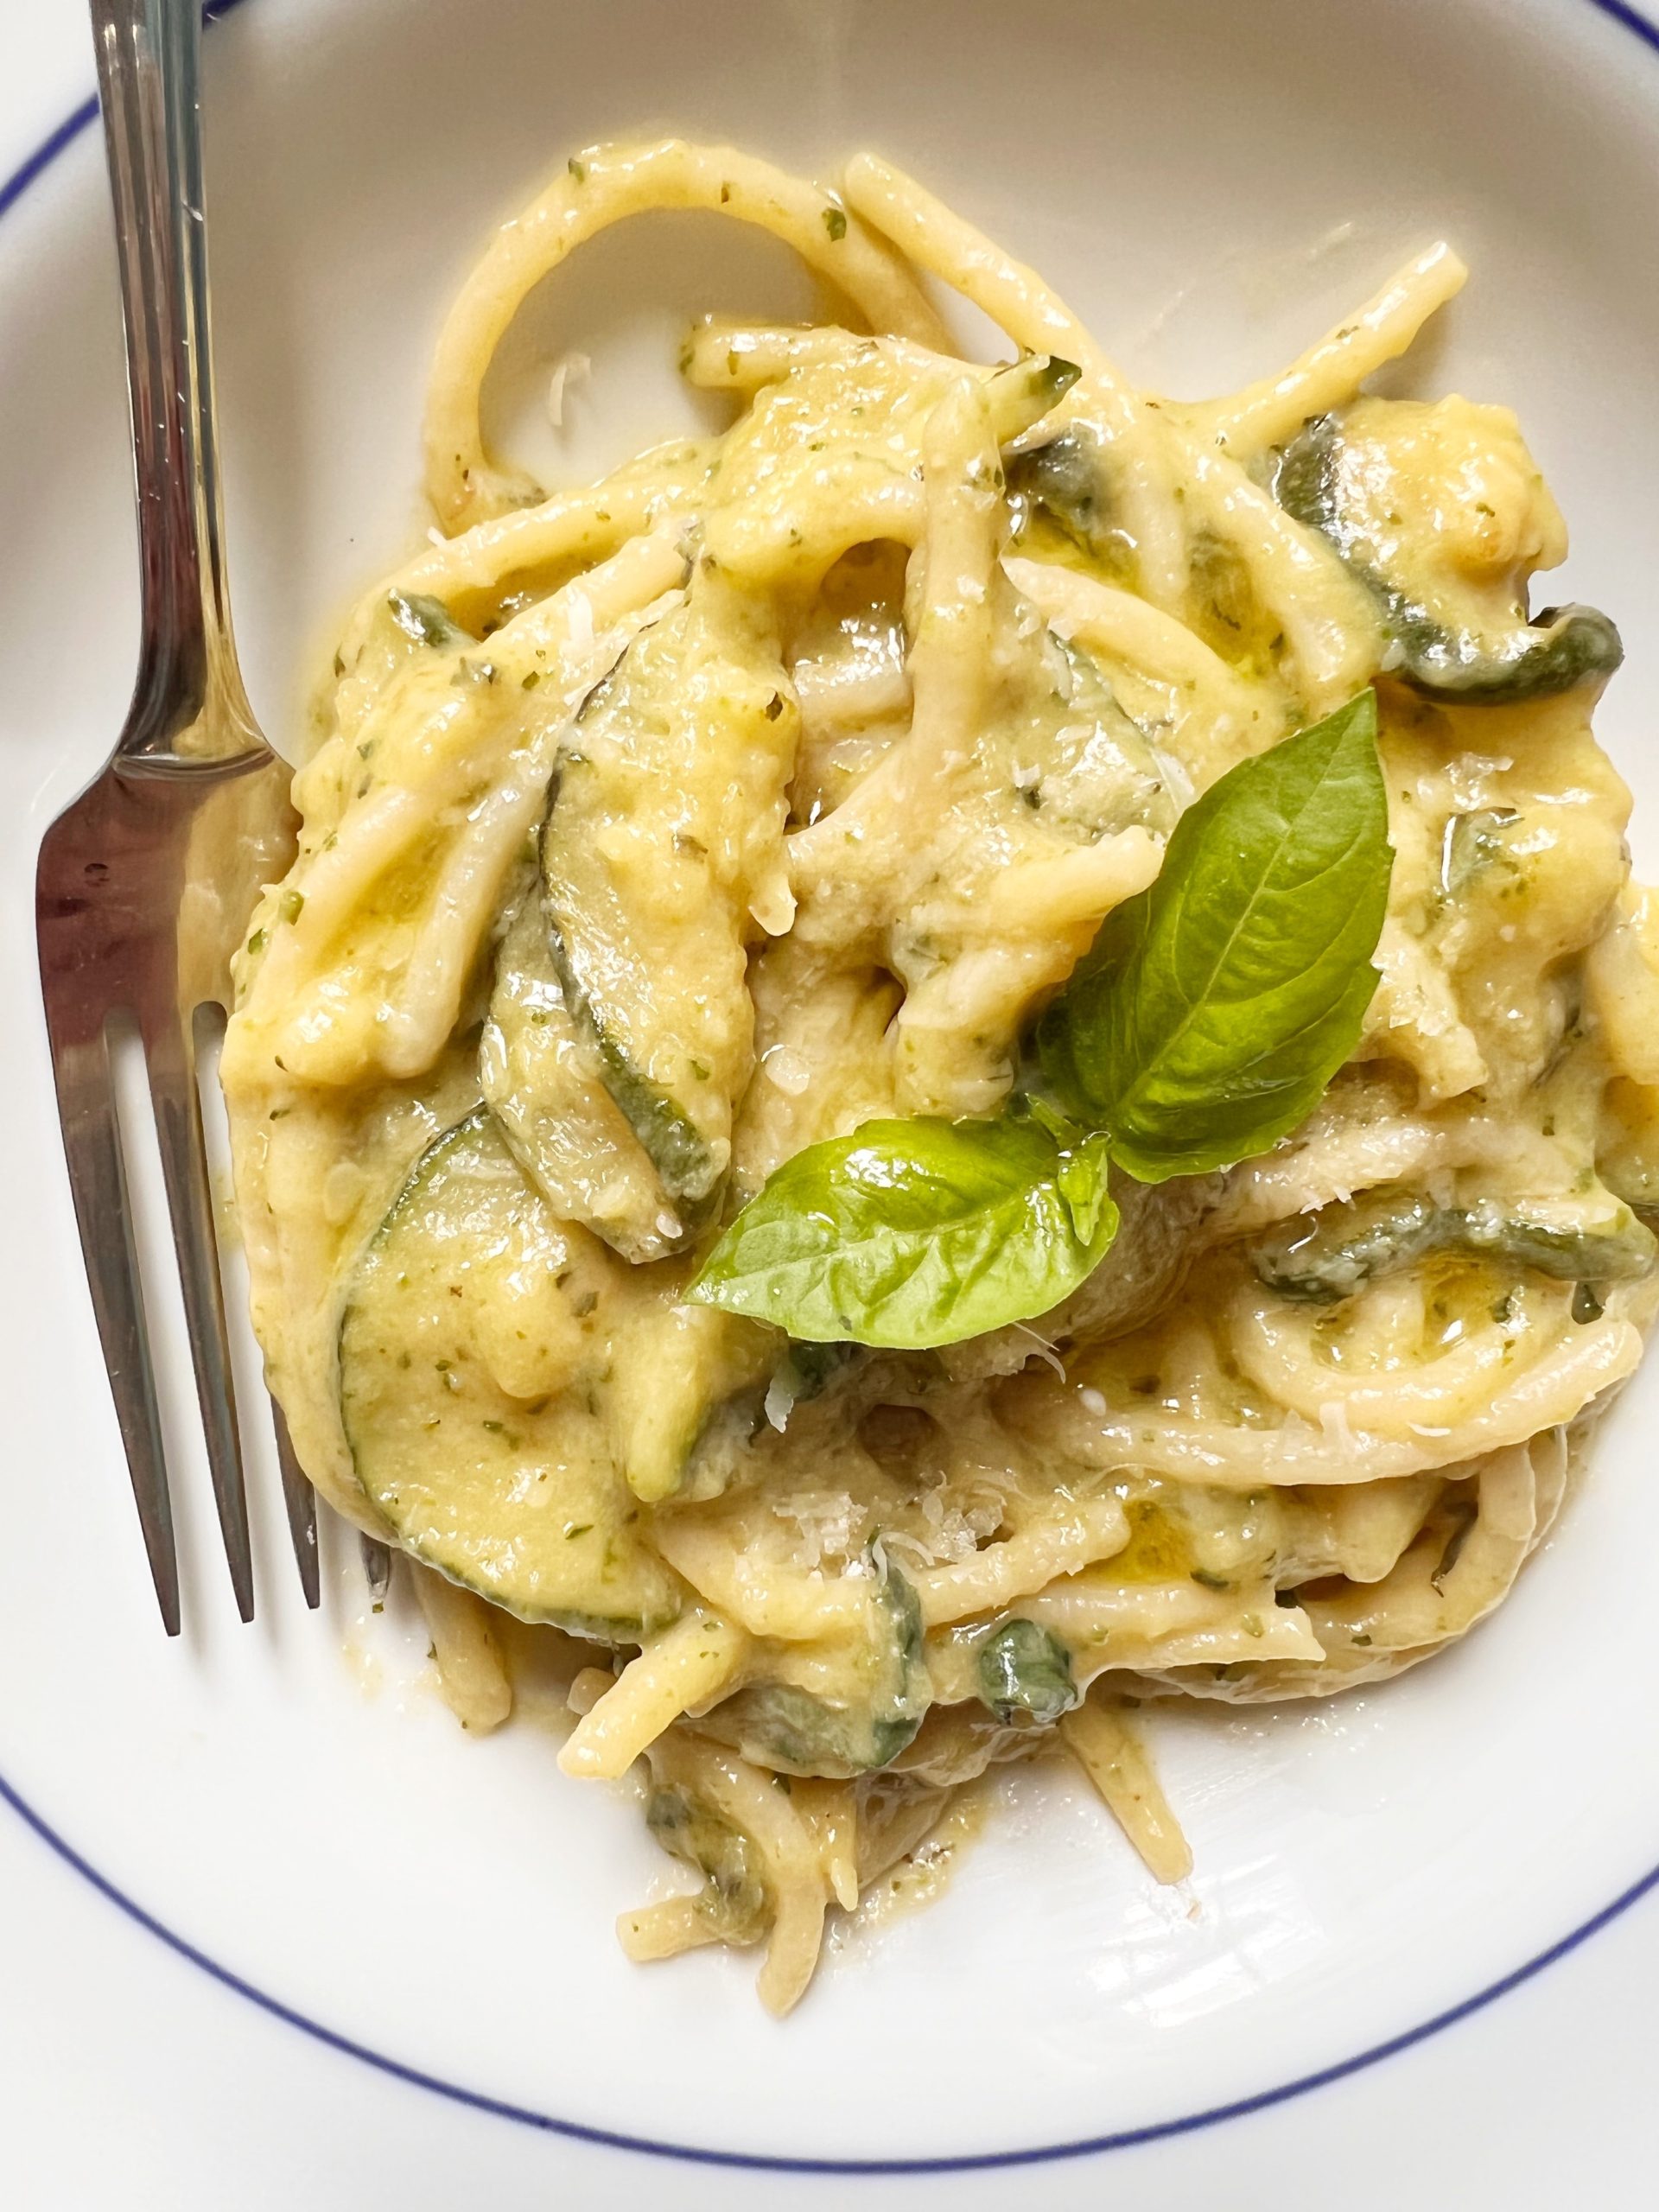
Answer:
3, 1, 1658, 2202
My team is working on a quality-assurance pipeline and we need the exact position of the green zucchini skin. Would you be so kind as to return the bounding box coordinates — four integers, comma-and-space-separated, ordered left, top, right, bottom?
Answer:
539, 627, 724, 1214
337, 1109, 683, 1636
480, 896, 687, 1262
976, 1618, 1079, 1726
1388, 602, 1624, 705
1007, 427, 1125, 573
1459, 1198, 1656, 1283
645, 1785, 766, 1938
1254, 1189, 1440, 1305
1276, 410, 1623, 703
645, 1339, 864, 1503
711, 1559, 931, 1778
1253, 1183, 1656, 1305
539, 839, 721, 1217
538, 597, 795, 1218
482, 891, 785, 1501
605, 1305, 779, 1506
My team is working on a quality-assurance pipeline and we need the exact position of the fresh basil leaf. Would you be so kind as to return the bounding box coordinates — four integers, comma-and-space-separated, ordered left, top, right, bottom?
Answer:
1039, 690, 1391, 1181
686, 1105, 1119, 1350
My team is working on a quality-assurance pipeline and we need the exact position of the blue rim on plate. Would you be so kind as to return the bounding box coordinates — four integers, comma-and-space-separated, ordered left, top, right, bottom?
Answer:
3, 0, 1658, 2174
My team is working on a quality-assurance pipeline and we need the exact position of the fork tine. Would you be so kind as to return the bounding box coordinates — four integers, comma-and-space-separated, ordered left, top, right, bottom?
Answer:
45, 1022, 181, 1636
360, 1535, 392, 1604
271, 1399, 321, 1610
147, 1016, 254, 1624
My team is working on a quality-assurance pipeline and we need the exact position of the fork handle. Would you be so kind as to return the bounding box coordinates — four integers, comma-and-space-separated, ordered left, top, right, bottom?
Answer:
92, 0, 260, 763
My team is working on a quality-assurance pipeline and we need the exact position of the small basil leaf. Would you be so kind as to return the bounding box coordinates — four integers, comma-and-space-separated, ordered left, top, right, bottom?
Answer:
1039, 690, 1390, 1180
687, 1107, 1119, 1350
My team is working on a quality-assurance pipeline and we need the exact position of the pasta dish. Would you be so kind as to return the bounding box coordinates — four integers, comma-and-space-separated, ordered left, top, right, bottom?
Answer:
221, 139, 1659, 2013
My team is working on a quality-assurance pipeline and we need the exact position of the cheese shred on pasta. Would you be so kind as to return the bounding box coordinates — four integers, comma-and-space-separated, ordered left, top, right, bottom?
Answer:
222, 139, 1659, 2013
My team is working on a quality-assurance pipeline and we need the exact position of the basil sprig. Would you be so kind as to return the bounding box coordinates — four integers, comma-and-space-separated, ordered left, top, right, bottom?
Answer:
690, 692, 1390, 1350
1039, 688, 1391, 1179
689, 1100, 1117, 1351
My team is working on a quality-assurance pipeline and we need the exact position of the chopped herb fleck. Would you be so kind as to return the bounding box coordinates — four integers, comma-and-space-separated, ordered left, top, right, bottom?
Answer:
388, 589, 461, 647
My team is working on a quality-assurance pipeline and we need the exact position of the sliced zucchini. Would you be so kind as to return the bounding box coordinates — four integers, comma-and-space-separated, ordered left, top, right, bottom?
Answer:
1007, 427, 1134, 579
976, 1618, 1079, 1726
1387, 601, 1623, 702
1004, 629, 1176, 842
1276, 401, 1623, 703
337, 1109, 683, 1635
1255, 1189, 1440, 1305
604, 1301, 779, 1505
1458, 1196, 1656, 1282
644, 1783, 768, 1941
919, 608, 1175, 871
541, 594, 797, 1216
646, 1338, 866, 1500
480, 896, 683, 1263
1253, 1182, 1656, 1304
710, 1556, 930, 1778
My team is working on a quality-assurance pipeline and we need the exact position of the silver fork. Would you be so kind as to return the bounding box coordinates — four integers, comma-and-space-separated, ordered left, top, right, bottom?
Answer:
35, 0, 317, 1633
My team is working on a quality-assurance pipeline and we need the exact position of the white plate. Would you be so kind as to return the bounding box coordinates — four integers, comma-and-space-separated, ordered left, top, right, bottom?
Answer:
4, 0, 1659, 2198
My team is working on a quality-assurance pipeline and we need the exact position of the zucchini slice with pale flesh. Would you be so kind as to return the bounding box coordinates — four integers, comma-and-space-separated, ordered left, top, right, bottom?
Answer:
1001, 628, 1176, 843
706, 1554, 930, 1777
1252, 1183, 1656, 1305
338, 1109, 683, 1634
541, 592, 798, 1218
603, 1297, 779, 1506
480, 896, 685, 1262
1276, 400, 1623, 703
